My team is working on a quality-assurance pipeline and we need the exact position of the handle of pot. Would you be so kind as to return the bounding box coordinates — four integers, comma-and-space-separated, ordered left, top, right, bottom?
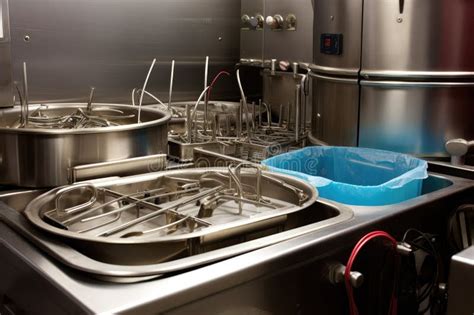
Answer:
55, 183, 98, 217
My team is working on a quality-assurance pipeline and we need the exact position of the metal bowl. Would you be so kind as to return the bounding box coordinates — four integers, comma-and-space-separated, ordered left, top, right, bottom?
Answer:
0, 103, 171, 187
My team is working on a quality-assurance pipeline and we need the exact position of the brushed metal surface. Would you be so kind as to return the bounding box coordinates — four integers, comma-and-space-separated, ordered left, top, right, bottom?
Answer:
240, 0, 264, 65
447, 246, 474, 315
8, 0, 241, 104
359, 81, 474, 156
262, 70, 311, 125
361, 0, 474, 78
168, 138, 219, 162
0, 0, 13, 107
0, 103, 170, 187
69, 154, 167, 184
312, 0, 363, 76
311, 73, 359, 146
263, 0, 314, 64
22, 168, 322, 269
0, 173, 472, 313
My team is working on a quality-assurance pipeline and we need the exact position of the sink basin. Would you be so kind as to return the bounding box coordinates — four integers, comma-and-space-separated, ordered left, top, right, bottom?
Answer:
421, 174, 453, 194
0, 197, 352, 282
428, 160, 474, 180
0, 169, 353, 282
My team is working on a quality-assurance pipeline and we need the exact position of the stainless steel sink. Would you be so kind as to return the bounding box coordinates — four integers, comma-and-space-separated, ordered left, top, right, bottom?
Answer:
0, 171, 472, 314
0, 169, 353, 282
428, 160, 474, 180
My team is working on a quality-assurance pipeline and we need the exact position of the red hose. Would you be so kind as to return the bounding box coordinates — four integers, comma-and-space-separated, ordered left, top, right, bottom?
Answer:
345, 231, 399, 315
207, 71, 230, 100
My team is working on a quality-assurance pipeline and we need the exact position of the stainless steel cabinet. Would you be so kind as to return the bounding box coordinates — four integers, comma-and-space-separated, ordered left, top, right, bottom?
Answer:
311, 73, 359, 146
361, 0, 474, 78
359, 81, 474, 156
312, 0, 363, 76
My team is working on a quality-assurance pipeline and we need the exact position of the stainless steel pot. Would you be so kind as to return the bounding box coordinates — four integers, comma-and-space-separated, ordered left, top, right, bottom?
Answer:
0, 103, 170, 187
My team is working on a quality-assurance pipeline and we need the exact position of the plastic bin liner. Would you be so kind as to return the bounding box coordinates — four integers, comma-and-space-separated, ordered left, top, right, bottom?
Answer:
261, 146, 428, 206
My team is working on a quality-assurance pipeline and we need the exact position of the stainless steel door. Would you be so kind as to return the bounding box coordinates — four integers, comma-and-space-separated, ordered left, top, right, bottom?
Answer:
359, 81, 474, 156
263, 0, 314, 65
0, 0, 13, 107
361, 0, 474, 79
311, 73, 359, 146
312, 0, 363, 76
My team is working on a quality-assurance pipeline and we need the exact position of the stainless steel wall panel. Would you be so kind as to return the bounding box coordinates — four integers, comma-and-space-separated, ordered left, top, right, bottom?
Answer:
361, 0, 474, 78
240, 0, 264, 65
263, 0, 313, 65
359, 81, 474, 156
0, 0, 13, 107
311, 73, 359, 146
8, 0, 241, 104
312, 0, 363, 76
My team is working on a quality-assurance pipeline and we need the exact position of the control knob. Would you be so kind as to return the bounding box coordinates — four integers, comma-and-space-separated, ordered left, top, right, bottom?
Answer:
265, 15, 284, 30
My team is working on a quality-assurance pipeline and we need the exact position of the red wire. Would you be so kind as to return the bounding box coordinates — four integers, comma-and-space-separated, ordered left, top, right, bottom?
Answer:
207, 70, 230, 100
345, 231, 398, 315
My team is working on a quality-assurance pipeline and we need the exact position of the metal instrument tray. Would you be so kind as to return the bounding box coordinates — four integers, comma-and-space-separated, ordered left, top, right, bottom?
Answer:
3, 168, 353, 282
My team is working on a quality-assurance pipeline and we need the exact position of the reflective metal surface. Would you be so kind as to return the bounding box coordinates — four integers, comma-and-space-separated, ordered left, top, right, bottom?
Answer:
0, 103, 170, 187
23, 167, 318, 267
193, 140, 301, 167
262, 70, 311, 127
168, 138, 218, 162
263, 0, 314, 65
310, 73, 359, 146
151, 100, 262, 136
69, 154, 167, 184
312, 0, 363, 76
428, 161, 474, 181
240, 0, 264, 65
359, 81, 474, 156
0, 173, 472, 313
361, 0, 474, 78
0, 167, 356, 282
8, 0, 241, 104
0, 0, 13, 107
447, 246, 474, 315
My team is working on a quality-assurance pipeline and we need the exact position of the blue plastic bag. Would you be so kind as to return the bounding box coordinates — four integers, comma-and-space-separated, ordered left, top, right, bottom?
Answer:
261, 146, 428, 206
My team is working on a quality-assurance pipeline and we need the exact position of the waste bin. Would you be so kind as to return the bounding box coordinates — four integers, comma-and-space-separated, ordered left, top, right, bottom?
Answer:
261, 146, 428, 206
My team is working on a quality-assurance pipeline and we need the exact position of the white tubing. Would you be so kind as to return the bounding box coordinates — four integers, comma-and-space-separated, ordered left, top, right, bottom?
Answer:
131, 88, 137, 106
236, 69, 252, 133
204, 56, 209, 91
138, 58, 157, 123
187, 85, 211, 142
168, 60, 175, 111
191, 86, 211, 122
